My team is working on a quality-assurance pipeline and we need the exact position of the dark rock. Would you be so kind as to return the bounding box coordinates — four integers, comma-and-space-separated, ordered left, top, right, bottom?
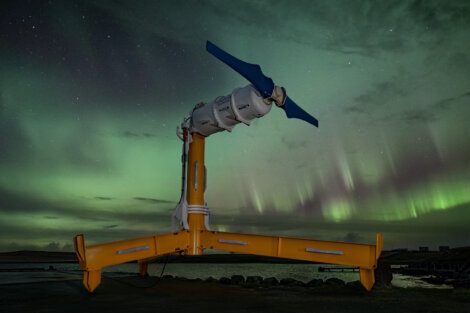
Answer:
205, 276, 217, 283
245, 276, 263, 286
306, 278, 323, 287
219, 277, 231, 284
452, 278, 470, 289
422, 276, 446, 285
346, 280, 363, 290
161, 275, 173, 280
262, 277, 279, 287
231, 275, 245, 285
325, 277, 345, 286
280, 278, 295, 285
280, 278, 304, 286
374, 261, 393, 286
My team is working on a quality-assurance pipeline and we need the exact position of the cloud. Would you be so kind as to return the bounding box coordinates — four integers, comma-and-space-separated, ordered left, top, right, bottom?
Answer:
360, 89, 470, 125
432, 91, 470, 111
343, 105, 367, 114
401, 110, 437, 123
43, 216, 59, 220
95, 196, 114, 201
344, 78, 409, 115
340, 232, 364, 243
281, 137, 307, 149
2, 241, 75, 252
104, 224, 118, 229
121, 131, 157, 139
133, 197, 175, 204
44, 241, 62, 251
375, 90, 469, 124
0, 187, 173, 227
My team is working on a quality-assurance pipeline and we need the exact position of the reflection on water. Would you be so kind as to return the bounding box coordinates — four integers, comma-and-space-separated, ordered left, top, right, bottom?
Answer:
0, 263, 451, 289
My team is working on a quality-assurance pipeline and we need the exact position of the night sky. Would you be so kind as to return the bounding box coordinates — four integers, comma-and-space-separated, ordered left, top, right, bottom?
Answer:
1, 0, 469, 252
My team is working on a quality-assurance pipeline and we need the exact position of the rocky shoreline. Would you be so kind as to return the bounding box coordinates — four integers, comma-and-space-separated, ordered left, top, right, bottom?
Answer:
159, 274, 361, 289
394, 267, 470, 289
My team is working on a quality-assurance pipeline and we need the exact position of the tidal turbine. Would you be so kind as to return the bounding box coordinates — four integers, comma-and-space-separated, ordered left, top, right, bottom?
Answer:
74, 41, 383, 293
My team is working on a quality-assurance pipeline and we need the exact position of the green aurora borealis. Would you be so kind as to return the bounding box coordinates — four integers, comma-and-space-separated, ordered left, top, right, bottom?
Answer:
1, 0, 469, 251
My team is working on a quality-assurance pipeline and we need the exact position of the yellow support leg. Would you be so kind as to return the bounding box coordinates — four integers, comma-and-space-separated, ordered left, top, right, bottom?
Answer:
73, 234, 86, 270
359, 268, 375, 291
83, 270, 101, 293
138, 261, 149, 277
358, 233, 383, 291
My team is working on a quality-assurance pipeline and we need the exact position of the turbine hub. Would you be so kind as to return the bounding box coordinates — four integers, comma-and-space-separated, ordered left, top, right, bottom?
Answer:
267, 85, 287, 107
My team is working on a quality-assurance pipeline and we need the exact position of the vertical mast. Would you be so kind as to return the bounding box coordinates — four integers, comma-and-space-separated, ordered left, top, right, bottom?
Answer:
186, 132, 206, 255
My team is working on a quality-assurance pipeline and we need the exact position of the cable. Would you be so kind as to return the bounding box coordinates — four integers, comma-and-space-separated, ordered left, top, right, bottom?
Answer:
159, 254, 170, 279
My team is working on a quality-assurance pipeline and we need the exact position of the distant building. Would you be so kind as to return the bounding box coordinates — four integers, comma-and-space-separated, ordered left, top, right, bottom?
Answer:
419, 246, 429, 252
392, 248, 408, 252
439, 246, 450, 252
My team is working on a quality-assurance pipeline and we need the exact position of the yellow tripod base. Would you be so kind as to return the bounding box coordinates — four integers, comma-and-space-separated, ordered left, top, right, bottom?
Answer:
74, 231, 383, 293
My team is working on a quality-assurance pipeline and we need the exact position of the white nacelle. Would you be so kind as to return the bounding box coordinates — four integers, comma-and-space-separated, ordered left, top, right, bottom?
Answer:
191, 85, 272, 137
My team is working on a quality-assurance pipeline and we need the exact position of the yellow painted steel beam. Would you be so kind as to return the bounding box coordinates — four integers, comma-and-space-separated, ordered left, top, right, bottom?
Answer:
77, 232, 189, 270
73, 232, 189, 292
74, 230, 383, 292
201, 231, 382, 268
201, 231, 383, 290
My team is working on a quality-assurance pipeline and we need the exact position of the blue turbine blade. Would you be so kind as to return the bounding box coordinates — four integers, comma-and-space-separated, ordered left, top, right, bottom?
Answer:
207, 40, 319, 128
282, 96, 319, 127
206, 41, 274, 98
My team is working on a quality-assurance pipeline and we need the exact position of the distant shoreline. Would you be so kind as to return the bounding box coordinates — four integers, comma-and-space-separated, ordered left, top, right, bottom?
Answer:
0, 251, 317, 264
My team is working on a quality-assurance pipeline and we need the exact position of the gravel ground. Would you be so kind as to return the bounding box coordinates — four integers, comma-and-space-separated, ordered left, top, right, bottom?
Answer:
1, 276, 469, 313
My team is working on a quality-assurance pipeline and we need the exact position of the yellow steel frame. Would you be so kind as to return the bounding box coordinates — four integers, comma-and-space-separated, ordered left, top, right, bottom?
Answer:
74, 132, 383, 292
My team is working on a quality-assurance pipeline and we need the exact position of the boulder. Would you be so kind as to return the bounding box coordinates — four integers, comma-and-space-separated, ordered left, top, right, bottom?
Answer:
205, 276, 217, 283
346, 280, 363, 290
245, 276, 263, 286
261, 277, 279, 287
280, 278, 304, 286
219, 277, 231, 284
452, 278, 470, 289
306, 278, 323, 287
325, 277, 345, 286
374, 261, 393, 286
231, 275, 245, 285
